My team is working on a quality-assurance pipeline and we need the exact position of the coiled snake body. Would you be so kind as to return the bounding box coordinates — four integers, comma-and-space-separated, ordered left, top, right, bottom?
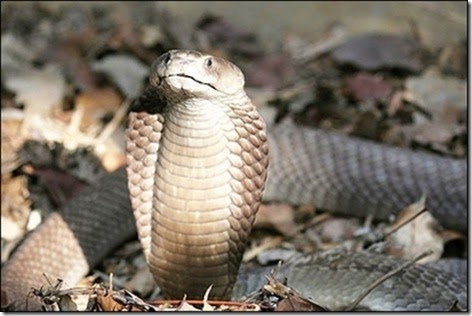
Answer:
1, 50, 467, 311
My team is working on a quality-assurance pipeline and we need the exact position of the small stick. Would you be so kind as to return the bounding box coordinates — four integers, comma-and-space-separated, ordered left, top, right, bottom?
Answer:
109, 273, 114, 292
384, 207, 428, 238
344, 249, 433, 311
93, 98, 131, 147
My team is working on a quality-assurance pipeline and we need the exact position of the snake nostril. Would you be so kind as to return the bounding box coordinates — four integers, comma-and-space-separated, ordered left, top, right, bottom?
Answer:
156, 52, 171, 66
163, 52, 171, 65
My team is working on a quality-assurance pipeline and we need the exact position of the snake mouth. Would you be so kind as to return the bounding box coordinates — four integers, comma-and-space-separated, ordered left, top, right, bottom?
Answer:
165, 73, 219, 92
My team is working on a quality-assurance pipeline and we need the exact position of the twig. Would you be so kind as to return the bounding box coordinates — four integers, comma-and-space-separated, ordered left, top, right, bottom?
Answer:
242, 236, 284, 262
384, 207, 428, 238
93, 98, 131, 148
290, 23, 346, 64
67, 104, 85, 135
109, 273, 114, 292
202, 285, 214, 311
344, 249, 433, 311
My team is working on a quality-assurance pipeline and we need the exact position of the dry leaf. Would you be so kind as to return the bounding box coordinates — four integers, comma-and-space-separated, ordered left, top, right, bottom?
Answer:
91, 54, 148, 98
1, 216, 23, 241
405, 67, 466, 119
254, 204, 299, 237
275, 294, 327, 312
264, 274, 328, 311
342, 73, 393, 104
246, 52, 297, 90
97, 291, 126, 311
447, 301, 464, 312
332, 33, 424, 72
175, 300, 201, 312
74, 87, 124, 130
243, 236, 284, 262
385, 196, 444, 263
4, 65, 66, 121
310, 217, 362, 244
351, 110, 383, 140
124, 265, 156, 299
404, 121, 464, 146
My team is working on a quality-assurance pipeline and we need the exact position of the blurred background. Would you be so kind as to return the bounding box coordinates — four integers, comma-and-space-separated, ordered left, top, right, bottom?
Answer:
160, 1, 466, 50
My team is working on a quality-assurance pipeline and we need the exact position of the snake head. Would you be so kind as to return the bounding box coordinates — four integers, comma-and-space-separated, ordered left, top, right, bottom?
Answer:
149, 50, 245, 99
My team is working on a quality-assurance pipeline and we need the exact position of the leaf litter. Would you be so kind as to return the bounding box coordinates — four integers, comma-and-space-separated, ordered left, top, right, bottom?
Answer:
1, 2, 466, 311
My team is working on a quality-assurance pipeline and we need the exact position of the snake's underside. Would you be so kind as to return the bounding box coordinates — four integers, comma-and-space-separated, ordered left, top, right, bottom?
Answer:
1, 121, 466, 311
1, 50, 467, 311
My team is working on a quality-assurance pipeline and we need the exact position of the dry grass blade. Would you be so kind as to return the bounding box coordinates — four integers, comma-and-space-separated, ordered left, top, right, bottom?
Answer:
344, 249, 434, 311
93, 98, 131, 148
384, 197, 428, 238
202, 284, 214, 311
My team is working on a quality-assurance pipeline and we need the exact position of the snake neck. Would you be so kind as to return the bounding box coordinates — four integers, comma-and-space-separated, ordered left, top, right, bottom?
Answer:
149, 101, 234, 299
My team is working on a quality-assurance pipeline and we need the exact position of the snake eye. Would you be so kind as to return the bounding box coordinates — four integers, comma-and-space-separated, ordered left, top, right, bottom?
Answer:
205, 57, 213, 68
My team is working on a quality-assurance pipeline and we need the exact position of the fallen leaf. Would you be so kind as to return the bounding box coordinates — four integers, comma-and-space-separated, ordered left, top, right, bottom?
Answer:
3, 64, 66, 128
243, 236, 284, 263
74, 87, 124, 130
175, 300, 201, 312
405, 67, 466, 120
254, 204, 299, 237
124, 265, 156, 299
1, 175, 30, 239
448, 301, 465, 312
264, 274, 328, 311
332, 33, 424, 73
109, 289, 158, 311
342, 73, 393, 104
385, 196, 444, 263
91, 54, 149, 98
404, 121, 465, 149
246, 52, 297, 90
275, 294, 327, 312
380, 124, 409, 148
0, 216, 24, 241
351, 110, 383, 140
97, 290, 127, 311
309, 217, 362, 244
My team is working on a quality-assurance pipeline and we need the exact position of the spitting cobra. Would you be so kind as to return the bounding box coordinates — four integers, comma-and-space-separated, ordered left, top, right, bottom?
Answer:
1, 50, 467, 311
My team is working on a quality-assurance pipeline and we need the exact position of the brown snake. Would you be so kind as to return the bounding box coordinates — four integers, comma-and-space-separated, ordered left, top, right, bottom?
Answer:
1, 50, 467, 311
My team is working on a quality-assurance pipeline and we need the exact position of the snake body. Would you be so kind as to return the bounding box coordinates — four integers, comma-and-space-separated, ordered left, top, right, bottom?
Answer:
126, 50, 269, 299
1, 50, 467, 311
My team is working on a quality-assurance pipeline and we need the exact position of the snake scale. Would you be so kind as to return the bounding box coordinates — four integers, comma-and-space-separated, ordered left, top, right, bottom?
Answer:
1, 50, 467, 311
